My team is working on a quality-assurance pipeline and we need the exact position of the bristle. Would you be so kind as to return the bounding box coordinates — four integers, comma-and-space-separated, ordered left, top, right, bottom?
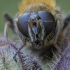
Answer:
18, 0, 56, 14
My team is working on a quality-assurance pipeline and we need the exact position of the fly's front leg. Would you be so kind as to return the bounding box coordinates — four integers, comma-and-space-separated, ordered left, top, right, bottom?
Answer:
53, 16, 70, 54
53, 19, 62, 54
13, 22, 27, 61
3, 13, 16, 42
4, 22, 10, 42
13, 43, 26, 62
14, 22, 28, 50
0, 21, 9, 46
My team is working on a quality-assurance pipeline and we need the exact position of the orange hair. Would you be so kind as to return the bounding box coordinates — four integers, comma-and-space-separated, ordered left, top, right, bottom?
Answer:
18, 0, 56, 14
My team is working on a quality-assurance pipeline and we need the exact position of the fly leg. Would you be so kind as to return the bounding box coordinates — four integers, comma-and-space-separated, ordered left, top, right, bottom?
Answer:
3, 13, 16, 42
13, 43, 26, 62
0, 24, 9, 46
13, 22, 27, 62
53, 19, 62, 54
4, 22, 10, 42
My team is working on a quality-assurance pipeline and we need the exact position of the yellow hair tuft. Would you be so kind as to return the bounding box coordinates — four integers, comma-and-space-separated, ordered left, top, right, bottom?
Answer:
19, 0, 56, 14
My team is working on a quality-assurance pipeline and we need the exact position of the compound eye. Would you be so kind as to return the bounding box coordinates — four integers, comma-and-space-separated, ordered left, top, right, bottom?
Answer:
38, 11, 55, 37
38, 11, 55, 22
18, 13, 31, 37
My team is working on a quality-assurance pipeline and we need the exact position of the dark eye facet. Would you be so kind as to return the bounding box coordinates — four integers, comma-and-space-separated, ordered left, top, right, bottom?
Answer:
38, 11, 55, 38
18, 13, 30, 37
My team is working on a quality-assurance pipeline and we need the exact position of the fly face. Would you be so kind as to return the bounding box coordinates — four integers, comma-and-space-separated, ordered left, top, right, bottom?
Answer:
28, 17, 44, 49
18, 11, 55, 49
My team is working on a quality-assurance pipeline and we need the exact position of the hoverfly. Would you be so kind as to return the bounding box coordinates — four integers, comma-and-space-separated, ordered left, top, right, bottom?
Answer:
3, 0, 70, 59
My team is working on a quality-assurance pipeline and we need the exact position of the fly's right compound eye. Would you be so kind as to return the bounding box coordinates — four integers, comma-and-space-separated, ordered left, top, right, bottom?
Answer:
18, 13, 31, 37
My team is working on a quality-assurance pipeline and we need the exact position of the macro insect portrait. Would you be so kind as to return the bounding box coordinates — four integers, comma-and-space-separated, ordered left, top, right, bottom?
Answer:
0, 0, 70, 70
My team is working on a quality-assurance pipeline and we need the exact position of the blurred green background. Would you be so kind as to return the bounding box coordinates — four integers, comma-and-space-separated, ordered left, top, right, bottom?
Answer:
0, 0, 70, 33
